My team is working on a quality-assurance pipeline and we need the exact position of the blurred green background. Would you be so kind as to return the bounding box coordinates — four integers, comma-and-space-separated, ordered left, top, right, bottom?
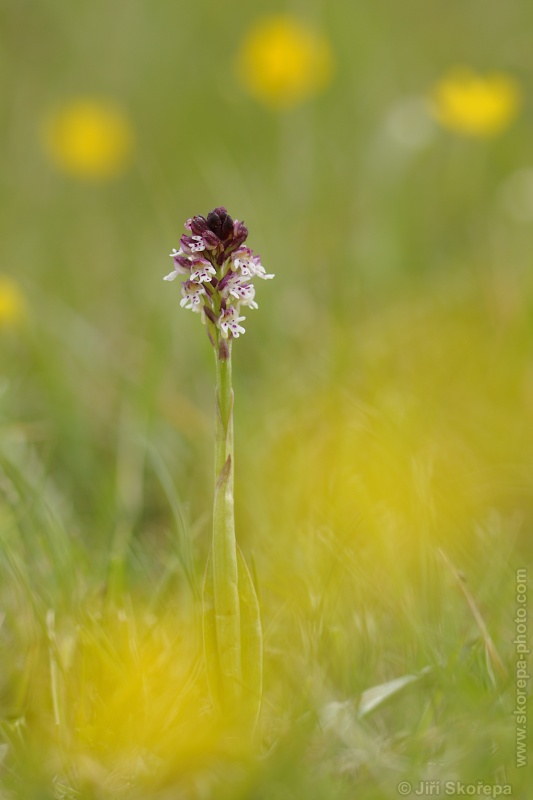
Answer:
0, 1, 532, 798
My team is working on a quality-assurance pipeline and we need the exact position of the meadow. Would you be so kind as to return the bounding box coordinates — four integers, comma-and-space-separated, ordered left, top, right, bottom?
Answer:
0, 1, 532, 797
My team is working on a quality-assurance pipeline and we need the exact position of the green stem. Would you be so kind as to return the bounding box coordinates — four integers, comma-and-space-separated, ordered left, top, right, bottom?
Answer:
215, 343, 233, 475
212, 335, 241, 703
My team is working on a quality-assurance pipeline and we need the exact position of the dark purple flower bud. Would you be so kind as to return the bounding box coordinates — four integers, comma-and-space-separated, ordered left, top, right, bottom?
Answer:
220, 214, 234, 241
202, 229, 221, 250
206, 210, 222, 235
233, 219, 248, 238
232, 220, 248, 249
189, 215, 208, 236
217, 271, 231, 292
222, 221, 249, 260
207, 208, 234, 241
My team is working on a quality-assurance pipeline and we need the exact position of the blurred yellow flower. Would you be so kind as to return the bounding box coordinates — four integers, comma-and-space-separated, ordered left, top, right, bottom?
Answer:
43, 99, 134, 180
0, 276, 26, 328
235, 15, 334, 109
430, 69, 521, 137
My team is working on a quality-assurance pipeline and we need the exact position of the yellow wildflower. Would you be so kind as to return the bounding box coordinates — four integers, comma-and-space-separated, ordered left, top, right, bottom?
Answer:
43, 99, 134, 180
430, 68, 521, 137
235, 15, 334, 110
0, 276, 26, 328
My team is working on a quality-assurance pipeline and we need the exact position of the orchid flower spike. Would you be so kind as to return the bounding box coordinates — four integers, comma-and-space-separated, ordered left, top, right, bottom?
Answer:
164, 208, 274, 344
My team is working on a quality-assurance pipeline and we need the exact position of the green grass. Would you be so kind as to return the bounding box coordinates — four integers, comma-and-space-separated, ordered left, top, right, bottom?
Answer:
1, 0, 532, 797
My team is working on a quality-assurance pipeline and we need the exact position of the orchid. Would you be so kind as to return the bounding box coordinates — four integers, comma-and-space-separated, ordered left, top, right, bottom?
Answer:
164, 207, 273, 343
164, 208, 273, 724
